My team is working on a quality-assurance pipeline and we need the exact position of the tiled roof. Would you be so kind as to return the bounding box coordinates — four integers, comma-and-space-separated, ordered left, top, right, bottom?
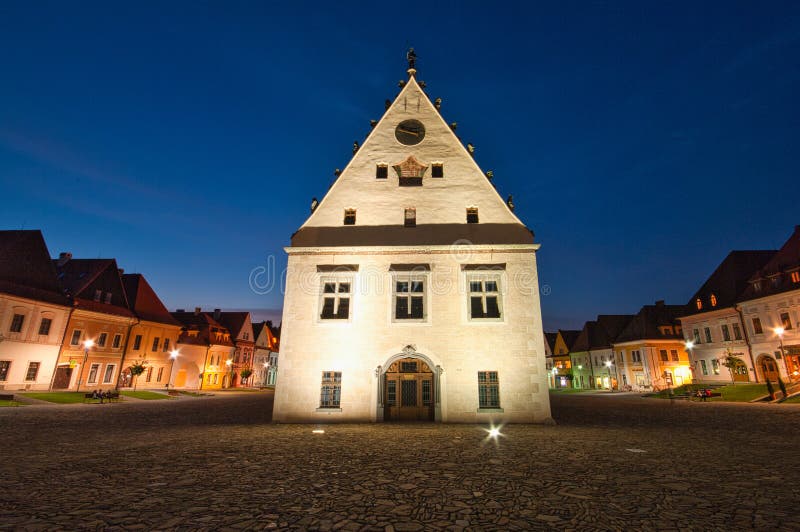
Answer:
291, 224, 535, 247
216, 312, 252, 342
0, 230, 69, 306
615, 302, 687, 343
558, 329, 582, 351
571, 321, 610, 352
53, 258, 134, 318
544, 332, 558, 353
171, 311, 234, 347
596, 314, 635, 342
122, 274, 181, 326
739, 226, 800, 301
688, 250, 776, 313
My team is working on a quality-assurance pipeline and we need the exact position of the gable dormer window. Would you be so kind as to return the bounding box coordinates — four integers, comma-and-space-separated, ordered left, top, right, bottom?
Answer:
94, 289, 102, 302
376, 165, 388, 179
343, 209, 356, 225
791, 271, 800, 284
104, 292, 112, 304
695, 298, 703, 310
431, 163, 444, 178
753, 280, 762, 293
710, 294, 717, 307
404, 208, 416, 228
466, 208, 479, 224
770, 275, 781, 288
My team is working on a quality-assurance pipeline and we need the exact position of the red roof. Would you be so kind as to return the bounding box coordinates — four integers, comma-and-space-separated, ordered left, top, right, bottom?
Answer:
0, 230, 69, 306
122, 274, 181, 326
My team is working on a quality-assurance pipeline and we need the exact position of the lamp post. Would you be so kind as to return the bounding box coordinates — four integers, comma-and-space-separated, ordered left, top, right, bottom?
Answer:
685, 340, 695, 383
577, 365, 583, 389
605, 360, 614, 392
76, 339, 94, 392
774, 327, 790, 380
226, 359, 233, 389
168, 349, 179, 388
263, 362, 270, 387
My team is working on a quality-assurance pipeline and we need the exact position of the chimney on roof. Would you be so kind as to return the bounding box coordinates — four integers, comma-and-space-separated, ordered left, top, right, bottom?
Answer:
194, 307, 201, 315
655, 300, 665, 307
57, 252, 72, 266
214, 308, 221, 320
176, 309, 185, 313
266, 320, 273, 328
118, 269, 124, 275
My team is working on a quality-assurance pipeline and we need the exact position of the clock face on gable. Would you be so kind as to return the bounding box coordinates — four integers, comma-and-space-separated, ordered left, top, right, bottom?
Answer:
395, 119, 426, 145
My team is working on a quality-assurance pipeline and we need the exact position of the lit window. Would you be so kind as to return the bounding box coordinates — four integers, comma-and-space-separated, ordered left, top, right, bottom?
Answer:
320, 280, 352, 320
478, 371, 500, 408
431, 163, 444, 178
711, 359, 720, 375
9, 314, 24, 333
696, 298, 703, 310
466, 208, 479, 224
94, 289, 102, 302
404, 208, 416, 228
394, 276, 426, 320
104, 292, 112, 304
344, 209, 356, 225
468, 276, 502, 319
38, 318, 52, 336
376, 165, 388, 179
25, 362, 40, 381
0, 361, 10, 381
320, 371, 342, 408
792, 271, 800, 284
710, 294, 717, 307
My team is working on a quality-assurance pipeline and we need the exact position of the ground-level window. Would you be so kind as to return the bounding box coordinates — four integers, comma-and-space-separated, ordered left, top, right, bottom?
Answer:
478, 371, 500, 408
320, 371, 342, 408
468, 276, 502, 319
320, 280, 351, 320
103, 364, 116, 384
145, 366, 153, 382
87, 363, 100, 384
213, 374, 219, 384
25, 362, 40, 381
711, 359, 720, 375
157, 367, 163, 382
700, 359, 708, 375
0, 361, 9, 381
635, 374, 647, 387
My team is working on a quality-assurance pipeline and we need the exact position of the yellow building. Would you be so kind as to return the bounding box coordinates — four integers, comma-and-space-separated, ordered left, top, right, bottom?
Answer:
52, 258, 136, 391
612, 301, 692, 391
546, 330, 579, 388
119, 274, 182, 389
171, 309, 235, 390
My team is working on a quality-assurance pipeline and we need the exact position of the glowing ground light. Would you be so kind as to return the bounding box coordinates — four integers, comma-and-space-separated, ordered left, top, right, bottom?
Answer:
488, 428, 501, 438
312, 429, 325, 434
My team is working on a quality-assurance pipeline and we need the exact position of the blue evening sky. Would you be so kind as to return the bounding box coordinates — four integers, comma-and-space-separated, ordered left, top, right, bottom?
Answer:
1, 1, 799, 330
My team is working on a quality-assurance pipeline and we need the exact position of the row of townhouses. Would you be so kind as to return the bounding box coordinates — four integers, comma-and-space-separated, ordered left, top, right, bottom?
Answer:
0, 230, 280, 392
546, 225, 800, 391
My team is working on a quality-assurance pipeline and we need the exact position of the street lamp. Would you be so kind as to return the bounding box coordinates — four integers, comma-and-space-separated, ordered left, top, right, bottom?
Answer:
263, 362, 270, 387
774, 327, 790, 379
226, 359, 233, 388
76, 339, 94, 392
168, 349, 179, 388
605, 360, 614, 392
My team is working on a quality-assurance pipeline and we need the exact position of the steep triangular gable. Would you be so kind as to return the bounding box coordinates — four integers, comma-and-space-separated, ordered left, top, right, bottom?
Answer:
291, 73, 532, 247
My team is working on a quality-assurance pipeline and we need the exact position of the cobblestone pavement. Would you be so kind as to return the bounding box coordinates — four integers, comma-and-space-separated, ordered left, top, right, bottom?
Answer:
1, 391, 798, 530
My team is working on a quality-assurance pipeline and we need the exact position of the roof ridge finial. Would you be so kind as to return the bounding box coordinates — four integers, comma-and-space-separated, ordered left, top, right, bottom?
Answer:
406, 47, 417, 77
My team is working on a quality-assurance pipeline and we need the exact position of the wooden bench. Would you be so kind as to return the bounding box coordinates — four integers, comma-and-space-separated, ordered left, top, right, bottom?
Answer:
167, 390, 181, 397
0, 393, 18, 406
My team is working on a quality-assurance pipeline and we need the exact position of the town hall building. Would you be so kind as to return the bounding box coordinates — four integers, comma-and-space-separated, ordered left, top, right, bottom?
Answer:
273, 54, 551, 423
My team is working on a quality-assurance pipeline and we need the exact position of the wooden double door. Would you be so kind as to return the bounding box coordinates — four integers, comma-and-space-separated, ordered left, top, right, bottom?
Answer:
384, 357, 434, 422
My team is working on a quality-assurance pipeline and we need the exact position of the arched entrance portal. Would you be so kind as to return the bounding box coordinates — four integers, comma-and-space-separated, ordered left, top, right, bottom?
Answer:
378, 347, 442, 422
730, 358, 749, 383
757, 354, 780, 382
384, 357, 434, 421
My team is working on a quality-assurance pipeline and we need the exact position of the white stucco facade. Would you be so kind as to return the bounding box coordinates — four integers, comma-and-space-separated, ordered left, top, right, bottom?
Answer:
273, 69, 551, 423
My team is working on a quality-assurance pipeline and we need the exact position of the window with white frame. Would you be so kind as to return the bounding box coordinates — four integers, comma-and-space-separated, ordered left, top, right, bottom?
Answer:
393, 275, 426, 321
112, 334, 122, 348
0, 361, 9, 381
70, 329, 82, 345
25, 362, 40, 381
320, 371, 342, 408
467, 275, 502, 320
102, 364, 115, 384
87, 363, 100, 384
319, 279, 352, 320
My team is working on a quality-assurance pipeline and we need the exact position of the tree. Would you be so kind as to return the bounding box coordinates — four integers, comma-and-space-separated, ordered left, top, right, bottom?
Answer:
719, 352, 741, 385
129, 361, 147, 392
778, 377, 788, 400
766, 378, 775, 400
240, 368, 253, 385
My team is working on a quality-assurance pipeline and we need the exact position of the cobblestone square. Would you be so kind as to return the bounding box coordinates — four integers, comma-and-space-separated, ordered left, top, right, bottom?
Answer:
1, 391, 798, 530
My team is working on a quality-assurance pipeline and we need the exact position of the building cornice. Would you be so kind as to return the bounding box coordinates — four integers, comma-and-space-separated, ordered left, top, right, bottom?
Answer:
285, 243, 540, 256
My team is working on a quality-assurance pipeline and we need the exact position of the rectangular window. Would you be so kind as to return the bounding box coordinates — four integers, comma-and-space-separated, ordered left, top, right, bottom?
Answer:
431, 163, 444, 178
466, 207, 479, 224
386, 380, 396, 405
112, 334, 122, 348
133, 335, 142, 350
732, 323, 742, 340
670, 350, 679, 361
721, 324, 730, 342
9, 314, 24, 333
87, 363, 100, 384
70, 329, 82, 345
320, 280, 351, 320
163, 338, 170, 352
704, 327, 712, 343
711, 359, 720, 375
343, 209, 356, 225
94, 289, 102, 302
780, 312, 792, 330
0, 361, 10, 381
103, 365, 115, 384
25, 362, 40, 381
104, 292, 112, 304
38, 318, 52, 336
394, 277, 426, 320
752, 317, 763, 335
792, 271, 800, 283
693, 329, 701, 344
320, 371, 342, 408
478, 371, 500, 408
660, 350, 668, 362
422, 380, 432, 405
152, 337, 160, 352
97, 333, 108, 347
213, 374, 218, 384
468, 277, 501, 319
700, 360, 708, 375
404, 208, 416, 227
157, 367, 163, 382
376, 165, 388, 179
145, 366, 153, 382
